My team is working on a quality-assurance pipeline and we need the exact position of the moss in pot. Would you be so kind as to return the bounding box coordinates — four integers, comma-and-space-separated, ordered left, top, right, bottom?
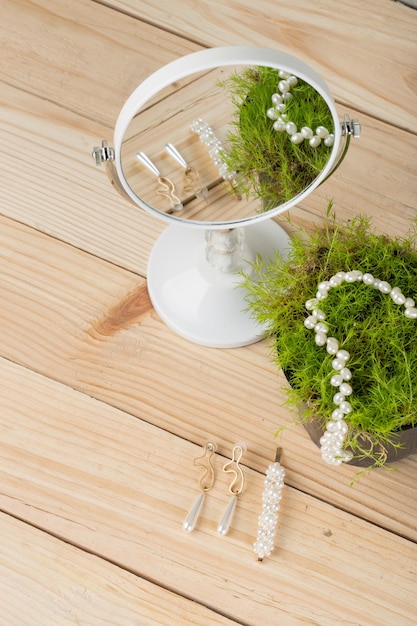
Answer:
219, 65, 334, 211
242, 209, 417, 473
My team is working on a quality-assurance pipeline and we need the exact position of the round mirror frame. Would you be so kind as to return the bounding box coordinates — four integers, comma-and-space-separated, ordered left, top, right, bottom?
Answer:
113, 45, 342, 229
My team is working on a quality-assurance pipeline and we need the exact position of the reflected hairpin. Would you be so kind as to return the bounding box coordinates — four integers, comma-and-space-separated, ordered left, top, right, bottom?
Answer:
190, 118, 239, 189
136, 152, 183, 212
267, 70, 334, 148
165, 143, 208, 201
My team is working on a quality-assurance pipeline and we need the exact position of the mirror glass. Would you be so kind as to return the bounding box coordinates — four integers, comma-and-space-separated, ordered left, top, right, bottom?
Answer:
120, 64, 336, 225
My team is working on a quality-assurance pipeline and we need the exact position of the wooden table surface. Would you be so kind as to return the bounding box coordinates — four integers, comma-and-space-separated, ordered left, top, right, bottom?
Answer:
1, 1, 417, 624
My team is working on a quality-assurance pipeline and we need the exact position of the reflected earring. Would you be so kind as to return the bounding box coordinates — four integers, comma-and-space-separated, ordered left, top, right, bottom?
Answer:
254, 448, 285, 561
136, 151, 183, 212
217, 442, 246, 536
165, 143, 208, 201
183, 442, 217, 532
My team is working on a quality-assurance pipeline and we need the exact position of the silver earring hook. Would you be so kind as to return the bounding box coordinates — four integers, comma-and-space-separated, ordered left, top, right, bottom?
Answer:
136, 152, 161, 177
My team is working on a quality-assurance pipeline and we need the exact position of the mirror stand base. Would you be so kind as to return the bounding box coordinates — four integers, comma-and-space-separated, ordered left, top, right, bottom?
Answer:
147, 219, 291, 348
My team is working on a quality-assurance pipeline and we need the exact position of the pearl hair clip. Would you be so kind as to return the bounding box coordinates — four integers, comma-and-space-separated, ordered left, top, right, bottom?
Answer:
136, 151, 183, 212
267, 70, 334, 148
304, 270, 417, 466
254, 448, 285, 561
190, 118, 238, 184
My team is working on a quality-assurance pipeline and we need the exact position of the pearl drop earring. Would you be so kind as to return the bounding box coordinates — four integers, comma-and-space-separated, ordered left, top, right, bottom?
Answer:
304, 270, 417, 465
183, 442, 217, 532
217, 443, 246, 536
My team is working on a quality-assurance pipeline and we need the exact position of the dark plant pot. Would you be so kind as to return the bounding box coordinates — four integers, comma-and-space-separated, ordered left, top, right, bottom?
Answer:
283, 371, 417, 467
304, 416, 417, 467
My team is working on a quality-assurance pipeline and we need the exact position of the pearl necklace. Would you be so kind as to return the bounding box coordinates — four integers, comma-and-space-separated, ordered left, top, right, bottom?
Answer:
267, 70, 334, 148
304, 270, 417, 466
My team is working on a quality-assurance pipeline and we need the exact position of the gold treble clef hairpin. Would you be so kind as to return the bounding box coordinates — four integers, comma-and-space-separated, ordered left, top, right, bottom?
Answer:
165, 143, 208, 201
136, 152, 183, 212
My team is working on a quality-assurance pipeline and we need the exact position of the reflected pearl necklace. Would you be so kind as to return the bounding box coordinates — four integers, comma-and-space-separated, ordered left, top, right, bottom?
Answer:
304, 270, 417, 465
267, 70, 334, 148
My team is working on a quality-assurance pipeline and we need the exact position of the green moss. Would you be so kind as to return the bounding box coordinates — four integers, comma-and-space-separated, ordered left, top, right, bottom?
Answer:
242, 207, 417, 468
219, 66, 333, 210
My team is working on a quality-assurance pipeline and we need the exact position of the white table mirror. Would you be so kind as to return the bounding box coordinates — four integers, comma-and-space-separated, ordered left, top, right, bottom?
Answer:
93, 46, 359, 347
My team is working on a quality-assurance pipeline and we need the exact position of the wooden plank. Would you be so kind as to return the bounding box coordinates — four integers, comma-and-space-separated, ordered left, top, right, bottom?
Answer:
1, 215, 417, 544
0, 358, 416, 625
0, 0, 201, 127
102, 0, 417, 130
1, 81, 416, 282
0, 513, 239, 626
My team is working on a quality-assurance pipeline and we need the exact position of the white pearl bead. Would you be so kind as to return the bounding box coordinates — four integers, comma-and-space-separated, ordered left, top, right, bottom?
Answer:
353, 271, 363, 281
271, 93, 283, 105
372, 278, 382, 290
287, 75, 298, 87
283, 92, 293, 102
314, 309, 326, 321
315, 322, 328, 334
362, 273, 374, 285
316, 126, 330, 139
340, 400, 353, 414
392, 292, 406, 305
301, 126, 313, 139
291, 132, 304, 144
336, 349, 350, 362
332, 358, 344, 371
404, 307, 417, 319
329, 274, 343, 287
344, 271, 357, 283
305, 298, 319, 310
333, 392, 345, 405
379, 281, 391, 294
339, 382, 352, 396
315, 331, 327, 346
286, 121, 297, 135
273, 120, 287, 132
332, 408, 344, 421
330, 374, 343, 387
326, 420, 339, 432
324, 134, 335, 147
326, 337, 339, 355
278, 70, 291, 79
340, 367, 352, 381
318, 281, 330, 292
276, 103, 286, 113
304, 315, 318, 329
404, 297, 415, 308
316, 290, 327, 301
278, 80, 290, 93
267, 107, 278, 120
309, 135, 321, 148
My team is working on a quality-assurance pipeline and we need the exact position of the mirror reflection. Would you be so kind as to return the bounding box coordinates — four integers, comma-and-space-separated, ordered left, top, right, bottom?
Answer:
120, 65, 335, 224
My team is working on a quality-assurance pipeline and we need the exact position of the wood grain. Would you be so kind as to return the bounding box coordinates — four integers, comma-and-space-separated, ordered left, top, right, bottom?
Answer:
1, 214, 417, 545
0, 514, 239, 626
103, 0, 417, 130
1, 358, 416, 625
1, 1, 416, 624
